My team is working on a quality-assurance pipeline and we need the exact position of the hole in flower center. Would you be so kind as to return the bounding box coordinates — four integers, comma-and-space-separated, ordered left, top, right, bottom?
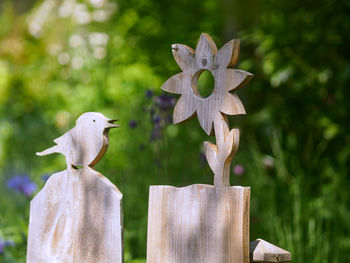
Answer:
193, 70, 215, 98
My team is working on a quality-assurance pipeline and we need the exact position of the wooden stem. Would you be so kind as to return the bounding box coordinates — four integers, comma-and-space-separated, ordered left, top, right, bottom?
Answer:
213, 115, 231, 187
204, 112, 240, 188
214, 157, 232, 187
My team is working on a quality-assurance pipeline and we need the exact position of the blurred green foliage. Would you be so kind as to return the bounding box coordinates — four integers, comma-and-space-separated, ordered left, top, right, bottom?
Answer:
0, 0, 349, 262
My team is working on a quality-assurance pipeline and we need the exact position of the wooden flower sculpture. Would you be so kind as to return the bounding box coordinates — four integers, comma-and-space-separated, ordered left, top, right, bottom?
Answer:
161, 33, 253, 187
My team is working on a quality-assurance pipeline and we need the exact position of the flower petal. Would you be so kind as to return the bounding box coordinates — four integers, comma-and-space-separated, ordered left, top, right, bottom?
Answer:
213, 112, 230, 148
172, 44, 195, 72
161, 72, 188, 94
220, 92, 246, 115
173, 95, 196, 124
226, 69, 253, 92
197, 103, 215, 135
195, 33, 218, 57
215, 39, 240, 68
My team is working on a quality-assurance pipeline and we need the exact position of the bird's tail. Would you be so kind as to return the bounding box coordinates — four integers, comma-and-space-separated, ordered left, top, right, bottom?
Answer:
36, 145, 59, 156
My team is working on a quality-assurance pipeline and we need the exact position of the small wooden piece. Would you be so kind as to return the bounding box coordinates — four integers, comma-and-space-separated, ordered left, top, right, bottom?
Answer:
27, 112, 123, 263
147, 185, 250, 263
250, 239, 291, 262
161, 33, 253, 187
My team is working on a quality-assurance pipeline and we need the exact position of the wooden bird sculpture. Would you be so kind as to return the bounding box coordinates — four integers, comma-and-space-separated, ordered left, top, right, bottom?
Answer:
36, 112, 118, 169
27, 112, 123, 263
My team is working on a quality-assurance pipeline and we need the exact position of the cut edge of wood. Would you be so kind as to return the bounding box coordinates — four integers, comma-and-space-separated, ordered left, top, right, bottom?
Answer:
250, 238, 291, 262
31, 168, 123, 205
147, 184, 250, 263
149, 184, 250, 191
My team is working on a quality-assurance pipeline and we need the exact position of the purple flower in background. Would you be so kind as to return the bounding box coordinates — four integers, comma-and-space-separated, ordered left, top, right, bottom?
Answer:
150, 128, 162, 141
0, 240, 12, 255
147, 93, 176, 142
145, 89, 154, 99
152, 115, 162, 128
0, 241, 4, 254
7, 174, 37, 197
155, 93, 176, 111
166, 114, 173, 124
233, 164, 244, 176
129, 120, 138, 129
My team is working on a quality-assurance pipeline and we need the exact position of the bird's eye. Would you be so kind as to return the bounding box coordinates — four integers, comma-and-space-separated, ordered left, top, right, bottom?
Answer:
93, 120, 96, 122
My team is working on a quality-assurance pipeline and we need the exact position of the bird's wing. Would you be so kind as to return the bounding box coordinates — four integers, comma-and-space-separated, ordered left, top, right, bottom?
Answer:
53, 131, 70, 145
37, 132, 71, 156
53, 136, 62, 144
36, 145, 60, 156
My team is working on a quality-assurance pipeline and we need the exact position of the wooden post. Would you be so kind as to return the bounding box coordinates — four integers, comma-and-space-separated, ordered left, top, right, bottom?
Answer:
147, 34, 253, 263
27, 112, 123, 263
147, 185, 250, 263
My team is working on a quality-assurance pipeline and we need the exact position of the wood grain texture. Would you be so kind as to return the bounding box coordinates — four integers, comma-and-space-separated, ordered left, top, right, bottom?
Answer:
250, 239, 291, 262
147, 185, 250, 263
28, 112, 122, 262
161, 34, 252, 136
36, 112, 119, 168
204, 113, 240, 187
26, 167, 123, 263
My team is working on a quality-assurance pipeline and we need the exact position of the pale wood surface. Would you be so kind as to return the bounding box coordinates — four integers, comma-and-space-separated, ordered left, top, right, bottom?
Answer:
28, 112, 123, 262
204, 113, 240, 187
161, 33, 253, 187
250, 238, 291, 262
27, 168, 123, 263
147, 185, 250, 263
36, 112, 119, 168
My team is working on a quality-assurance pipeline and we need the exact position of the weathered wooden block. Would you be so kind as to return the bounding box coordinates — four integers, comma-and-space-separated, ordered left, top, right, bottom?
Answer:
250, 239, 291, 262
27, 167, 123, 263
147, 184, 250, 263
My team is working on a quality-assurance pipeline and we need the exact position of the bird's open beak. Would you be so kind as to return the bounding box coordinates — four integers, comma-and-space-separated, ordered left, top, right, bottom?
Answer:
107, 119, 119, 128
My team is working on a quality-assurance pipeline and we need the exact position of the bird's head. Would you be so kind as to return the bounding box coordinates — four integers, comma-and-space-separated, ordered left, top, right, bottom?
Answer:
76, 112, 119, 131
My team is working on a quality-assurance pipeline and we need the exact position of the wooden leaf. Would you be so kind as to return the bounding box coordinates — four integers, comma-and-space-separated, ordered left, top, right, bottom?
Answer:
203, 141, 218, 175
230, 128, 240, 157
205, 113, 240, 187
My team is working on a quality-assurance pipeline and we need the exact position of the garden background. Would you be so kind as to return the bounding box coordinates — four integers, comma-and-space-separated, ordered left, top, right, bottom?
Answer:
0, 0, 349, 262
